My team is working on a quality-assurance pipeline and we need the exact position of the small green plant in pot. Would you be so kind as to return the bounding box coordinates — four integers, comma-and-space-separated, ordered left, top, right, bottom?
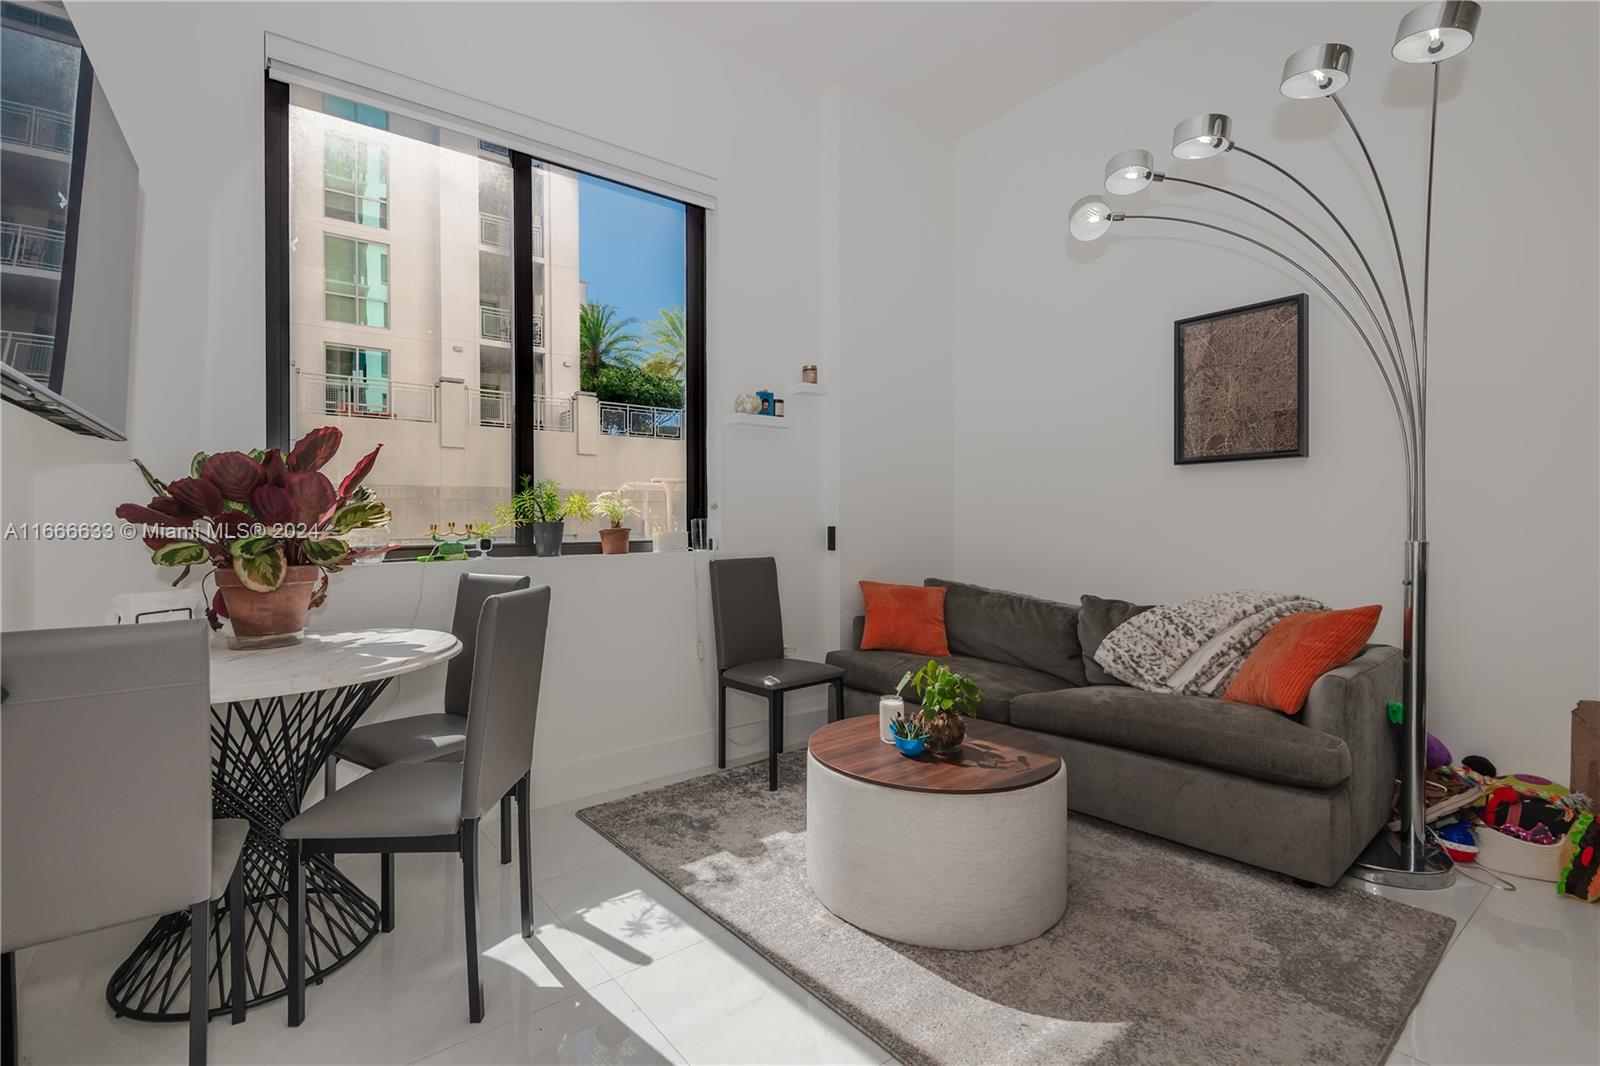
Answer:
593, 490, 639, 555
494, 476, 591, 557
910, 659, 982, 754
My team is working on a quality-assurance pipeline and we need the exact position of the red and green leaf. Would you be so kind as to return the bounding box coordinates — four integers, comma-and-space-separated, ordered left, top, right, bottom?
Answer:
201, 451, 265, 502
131, 458, 168, 497
337, 444, 382, 500
287, 426, 343, 473
287, 471, 337, 526
230, 537, 286, 593
249, 484, 296, 526
303, 536, 351, 567
260, 448, 289, 488
167, 476, 224, 517
151, 541, 210, 568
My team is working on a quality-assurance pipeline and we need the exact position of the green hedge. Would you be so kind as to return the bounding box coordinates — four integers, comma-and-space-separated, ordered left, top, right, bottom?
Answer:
579, 362, 685, 409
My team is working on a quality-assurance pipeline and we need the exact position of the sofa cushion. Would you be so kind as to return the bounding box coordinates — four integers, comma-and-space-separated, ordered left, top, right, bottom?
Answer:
923, 579, 1086, 686
1078, 595, 1151, 686
1009, 686, 1351, 788
825, 648, 1067, 724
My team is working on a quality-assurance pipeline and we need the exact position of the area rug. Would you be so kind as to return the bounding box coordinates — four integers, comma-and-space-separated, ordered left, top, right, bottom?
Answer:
577, 753, 1454, 1066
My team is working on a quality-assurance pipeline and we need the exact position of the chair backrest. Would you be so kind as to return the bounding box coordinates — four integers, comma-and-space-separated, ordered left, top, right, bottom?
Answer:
459, 585, 551, 821
707, 556, 784, 670
444, 572, 531, 718
1, 621, 213, 953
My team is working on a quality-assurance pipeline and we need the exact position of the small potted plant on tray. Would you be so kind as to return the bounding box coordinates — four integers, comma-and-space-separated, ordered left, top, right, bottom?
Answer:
910, 659, 982, 754
593, 490, 639, 555
115, 426, 393, 650
889, 710, 929, 758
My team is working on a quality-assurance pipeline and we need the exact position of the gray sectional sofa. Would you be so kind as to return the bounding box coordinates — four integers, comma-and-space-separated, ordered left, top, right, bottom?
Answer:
825, 578, 1399, 886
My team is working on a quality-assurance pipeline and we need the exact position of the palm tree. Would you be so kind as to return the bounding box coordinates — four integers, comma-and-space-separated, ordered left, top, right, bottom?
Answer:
579, 303, 644, 374
641, 306, 686, 380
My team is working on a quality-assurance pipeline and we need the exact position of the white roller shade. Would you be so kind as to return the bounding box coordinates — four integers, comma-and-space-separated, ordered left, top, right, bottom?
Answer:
265, 33, 717, 209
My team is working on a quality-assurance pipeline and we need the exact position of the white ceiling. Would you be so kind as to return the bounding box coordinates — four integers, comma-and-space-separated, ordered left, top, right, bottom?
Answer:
640, 1, 1202, 136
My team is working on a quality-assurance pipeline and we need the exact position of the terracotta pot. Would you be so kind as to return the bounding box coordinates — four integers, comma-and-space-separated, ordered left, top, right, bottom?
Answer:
598, 526, 631, 555
216, 564, 320, 649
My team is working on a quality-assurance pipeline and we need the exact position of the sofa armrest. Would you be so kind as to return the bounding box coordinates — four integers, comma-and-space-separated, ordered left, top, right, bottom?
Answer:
1300, 645, 1401, 743
849, 615, 866, 651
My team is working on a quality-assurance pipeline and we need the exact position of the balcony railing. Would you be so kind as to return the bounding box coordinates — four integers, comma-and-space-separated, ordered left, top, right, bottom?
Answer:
479, 212, 510, 249
0, 100, 74, 154
479, 304, 510, 343
1, 330, 54, 383
475, 386, 511, 428
300, 372, 436, 422
599, 401, 683, 439
0, 221, 66, 271
478, 305, 543, 348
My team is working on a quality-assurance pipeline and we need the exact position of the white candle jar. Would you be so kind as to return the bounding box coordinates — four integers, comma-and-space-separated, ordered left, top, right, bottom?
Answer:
879, 695, 903, 743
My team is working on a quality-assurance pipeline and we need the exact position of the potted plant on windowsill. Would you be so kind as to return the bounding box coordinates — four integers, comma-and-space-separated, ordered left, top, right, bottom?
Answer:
114, 426, 393, 650
495, 476, 591, 557
910, 659, 982, 755
593, 490, 639, 555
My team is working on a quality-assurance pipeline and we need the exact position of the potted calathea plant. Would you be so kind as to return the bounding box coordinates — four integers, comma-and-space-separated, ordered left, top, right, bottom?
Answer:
115, 426, 392, 649
494, 476, 592, 557
910, 659, 982, 754
593, 489, 639, 555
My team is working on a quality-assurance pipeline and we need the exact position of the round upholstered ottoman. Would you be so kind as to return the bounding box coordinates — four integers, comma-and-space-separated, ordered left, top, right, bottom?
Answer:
805, 716, 1069, 950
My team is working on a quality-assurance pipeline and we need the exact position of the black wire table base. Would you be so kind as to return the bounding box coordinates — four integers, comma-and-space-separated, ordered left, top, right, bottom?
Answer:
106, 679, 391, 1021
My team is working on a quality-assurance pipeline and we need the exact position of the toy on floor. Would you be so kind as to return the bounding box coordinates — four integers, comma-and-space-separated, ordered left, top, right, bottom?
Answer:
1433, 821, 1478, 863
1461, 755, 1497, 777
1558, 812, 1598, 903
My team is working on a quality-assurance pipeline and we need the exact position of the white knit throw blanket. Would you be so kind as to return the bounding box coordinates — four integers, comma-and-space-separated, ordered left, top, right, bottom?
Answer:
1093, 590, 1327, 696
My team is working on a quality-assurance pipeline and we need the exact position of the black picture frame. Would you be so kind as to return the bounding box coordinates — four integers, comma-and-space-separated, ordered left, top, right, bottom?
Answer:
1173, 293, 1308, 465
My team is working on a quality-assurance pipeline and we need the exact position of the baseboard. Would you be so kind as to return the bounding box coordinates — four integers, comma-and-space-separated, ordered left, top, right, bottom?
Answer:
529, 704, 831, 808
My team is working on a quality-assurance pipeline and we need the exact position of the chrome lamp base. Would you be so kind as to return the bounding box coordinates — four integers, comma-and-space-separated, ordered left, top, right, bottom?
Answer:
1348, 829, 1456, 890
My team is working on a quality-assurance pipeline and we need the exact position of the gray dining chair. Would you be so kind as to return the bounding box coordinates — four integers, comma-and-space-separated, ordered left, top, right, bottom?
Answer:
1, 622, 249, 1066
282, 584, 551, 1027
329, 571, 531, 863
709, 556, 843, 791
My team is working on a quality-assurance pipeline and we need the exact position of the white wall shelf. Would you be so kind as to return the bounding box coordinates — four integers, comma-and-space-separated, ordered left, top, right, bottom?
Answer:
790, 382, 828, 396
726, 413, 789, 429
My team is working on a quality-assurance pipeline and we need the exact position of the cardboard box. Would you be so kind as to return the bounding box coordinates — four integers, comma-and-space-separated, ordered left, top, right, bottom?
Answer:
1575, 701, 1600, 797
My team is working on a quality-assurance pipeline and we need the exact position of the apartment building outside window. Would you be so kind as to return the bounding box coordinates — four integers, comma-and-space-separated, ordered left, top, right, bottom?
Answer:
270, 77, 706, 551
323, 235, 388, 328
324, 133, 388, 228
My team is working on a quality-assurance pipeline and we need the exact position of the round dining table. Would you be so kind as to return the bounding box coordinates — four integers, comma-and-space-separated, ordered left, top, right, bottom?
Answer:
105, 628, 462, 1022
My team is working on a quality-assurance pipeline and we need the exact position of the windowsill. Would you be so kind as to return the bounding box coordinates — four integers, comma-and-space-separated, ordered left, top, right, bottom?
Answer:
382, 540, 694, 562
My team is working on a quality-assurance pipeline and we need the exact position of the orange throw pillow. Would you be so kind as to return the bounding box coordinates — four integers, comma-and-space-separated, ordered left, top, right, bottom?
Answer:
1225, 605, 1382, 715
860, 581, 950, 657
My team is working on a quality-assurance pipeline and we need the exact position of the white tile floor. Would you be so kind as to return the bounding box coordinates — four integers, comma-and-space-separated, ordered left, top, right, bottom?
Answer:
13, 764, 1599, 1066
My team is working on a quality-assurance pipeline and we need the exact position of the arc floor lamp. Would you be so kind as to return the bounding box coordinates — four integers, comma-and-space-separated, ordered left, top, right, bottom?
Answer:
1071, 1, 1484, 888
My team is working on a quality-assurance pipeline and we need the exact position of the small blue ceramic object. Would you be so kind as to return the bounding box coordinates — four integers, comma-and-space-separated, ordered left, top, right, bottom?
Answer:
892, 734, 927, 758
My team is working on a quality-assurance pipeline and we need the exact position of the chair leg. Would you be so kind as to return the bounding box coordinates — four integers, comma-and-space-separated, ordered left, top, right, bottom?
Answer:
4, 950, 18, 1066
516, 773, 533, 939
460, 821, 484, 1023
831, 679, 843, 723
380, 853, 395, 933
228, 865, 247, 1024
189, 900, 208, 1066
288, 841, 305, 1027
767, 692, 782, 791
717, 681, 727, 769
499, 794, 512, 865
323, 755, 338, 799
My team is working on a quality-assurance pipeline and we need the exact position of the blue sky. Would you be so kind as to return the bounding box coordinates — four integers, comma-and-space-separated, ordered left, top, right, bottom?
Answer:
577, 174, 686, 345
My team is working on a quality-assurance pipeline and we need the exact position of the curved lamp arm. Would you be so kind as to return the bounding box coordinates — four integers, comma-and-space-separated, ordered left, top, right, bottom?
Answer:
1160, 174, 1417, 434
1229, 143, 1411, 380
1124, 212, 1418, 534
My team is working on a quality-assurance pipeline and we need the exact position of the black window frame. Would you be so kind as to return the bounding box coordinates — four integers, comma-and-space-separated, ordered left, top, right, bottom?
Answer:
264, 72, 708, 555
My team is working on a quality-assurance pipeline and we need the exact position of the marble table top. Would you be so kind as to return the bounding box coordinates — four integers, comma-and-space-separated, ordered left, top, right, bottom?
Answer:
208, 628, 462, 703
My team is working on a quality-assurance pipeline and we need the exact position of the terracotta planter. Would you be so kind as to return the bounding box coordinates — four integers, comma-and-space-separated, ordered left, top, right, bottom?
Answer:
216, 565, 320, 650
598, 526, 631, 555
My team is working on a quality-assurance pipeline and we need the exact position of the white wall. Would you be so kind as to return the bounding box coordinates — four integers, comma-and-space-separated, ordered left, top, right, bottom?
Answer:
1, 1, 959, 796
951, 2, 1599, 778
